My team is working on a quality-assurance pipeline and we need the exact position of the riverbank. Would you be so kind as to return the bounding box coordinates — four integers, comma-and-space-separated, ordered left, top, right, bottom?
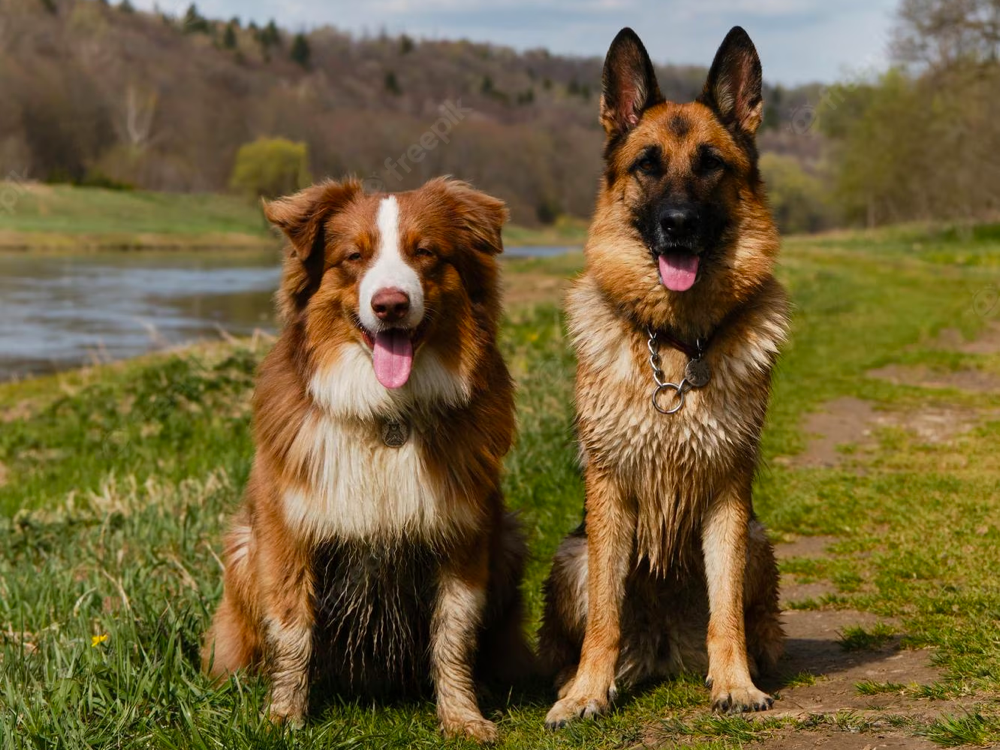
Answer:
0, 182, 588, 251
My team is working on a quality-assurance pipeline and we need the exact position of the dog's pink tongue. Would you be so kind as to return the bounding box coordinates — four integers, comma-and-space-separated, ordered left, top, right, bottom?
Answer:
658, 253, 700, 292
372, 330, 413, 389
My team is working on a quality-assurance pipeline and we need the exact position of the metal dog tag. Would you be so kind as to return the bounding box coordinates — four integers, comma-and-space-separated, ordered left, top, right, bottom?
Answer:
380, 419, 410, 448
684, 358, 711, 388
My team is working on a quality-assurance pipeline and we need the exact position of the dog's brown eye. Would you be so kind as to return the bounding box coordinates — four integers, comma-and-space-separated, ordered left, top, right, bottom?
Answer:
636, 157, 658, 175
700, 152, 725, 172
415, 246, 436, 258
347, 251, 362, 262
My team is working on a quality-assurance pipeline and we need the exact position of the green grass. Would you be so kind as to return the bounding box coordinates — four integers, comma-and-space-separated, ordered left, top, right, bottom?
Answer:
784, 672, 819, 688
0, 183, 586, 250
801, 221, 1000, 268
501, 215, 589, 248
0, 184, 274, 250
856, 680, 906, 696
838, 623, 897, 652
2, 223, 1000, 747
923, 712, 1000, 747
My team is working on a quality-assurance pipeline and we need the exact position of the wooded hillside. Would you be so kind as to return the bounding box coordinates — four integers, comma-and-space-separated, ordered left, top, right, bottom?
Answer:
0, 0, 819, 225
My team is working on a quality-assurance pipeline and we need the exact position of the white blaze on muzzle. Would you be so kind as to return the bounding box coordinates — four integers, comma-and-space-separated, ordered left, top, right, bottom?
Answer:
358, 196, 425, 389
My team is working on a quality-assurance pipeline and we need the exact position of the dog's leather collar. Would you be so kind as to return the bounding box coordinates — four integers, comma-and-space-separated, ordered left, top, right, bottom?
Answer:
604, 290, 714, 359
632, 299, 752, 360
650, 327, 707, 360
605, 281, 754, 362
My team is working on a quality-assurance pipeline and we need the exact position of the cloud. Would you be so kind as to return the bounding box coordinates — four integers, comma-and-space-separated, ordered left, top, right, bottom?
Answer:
134, 0, 896, 84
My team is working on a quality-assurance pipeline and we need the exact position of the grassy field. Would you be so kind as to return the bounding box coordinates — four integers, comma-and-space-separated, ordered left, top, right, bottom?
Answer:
2, 225, 1000, 748
0, 183, 588, 251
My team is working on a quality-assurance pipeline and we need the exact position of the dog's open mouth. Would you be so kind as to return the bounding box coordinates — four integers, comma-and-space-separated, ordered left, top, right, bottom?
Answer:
359, 324, 424, 390
657, 251, 700, 292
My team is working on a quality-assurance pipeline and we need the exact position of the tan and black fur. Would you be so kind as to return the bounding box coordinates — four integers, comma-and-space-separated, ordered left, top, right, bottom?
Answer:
541, 27, 788, 728
202, 178, 532, 743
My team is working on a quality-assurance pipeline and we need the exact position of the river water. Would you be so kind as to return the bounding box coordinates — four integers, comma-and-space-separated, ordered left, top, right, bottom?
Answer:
0, 246, 574, 381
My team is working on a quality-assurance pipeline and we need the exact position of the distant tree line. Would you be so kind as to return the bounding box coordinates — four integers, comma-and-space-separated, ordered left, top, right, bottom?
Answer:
0, 0, 837, 228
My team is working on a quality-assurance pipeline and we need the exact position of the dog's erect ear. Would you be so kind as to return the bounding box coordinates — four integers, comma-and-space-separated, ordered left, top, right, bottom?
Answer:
600, 28, 664, 140
432, 178, 508, 256
699, 26, 764, 135
263, 180, 360, 260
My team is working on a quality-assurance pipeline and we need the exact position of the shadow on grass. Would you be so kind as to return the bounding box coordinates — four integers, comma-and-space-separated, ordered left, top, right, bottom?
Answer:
761, 635, 910, 695
307, 672, 557, 721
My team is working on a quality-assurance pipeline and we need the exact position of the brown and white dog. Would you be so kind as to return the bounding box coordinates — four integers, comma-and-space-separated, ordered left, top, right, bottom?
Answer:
202, 177, 531, 743
541, 27, 788, 728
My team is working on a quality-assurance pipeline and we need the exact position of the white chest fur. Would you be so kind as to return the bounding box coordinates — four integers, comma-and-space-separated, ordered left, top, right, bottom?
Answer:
282, 410, 480, 543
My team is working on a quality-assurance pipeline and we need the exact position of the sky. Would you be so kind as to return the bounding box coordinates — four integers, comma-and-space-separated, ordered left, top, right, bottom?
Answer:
140, 0, 900, 85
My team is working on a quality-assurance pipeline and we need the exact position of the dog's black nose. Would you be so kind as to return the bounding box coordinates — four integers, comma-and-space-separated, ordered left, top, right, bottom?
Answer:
659, 207, 695, 238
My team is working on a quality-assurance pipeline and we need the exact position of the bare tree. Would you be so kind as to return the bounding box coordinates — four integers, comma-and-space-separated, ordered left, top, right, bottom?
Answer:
120, 85, 158, 152
892, 0, 1000, 68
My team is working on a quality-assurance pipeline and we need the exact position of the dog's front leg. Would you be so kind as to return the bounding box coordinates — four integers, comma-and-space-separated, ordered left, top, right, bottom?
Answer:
431, 540, 496, 744
703, 477, 774, 713
259, 516, 315, 728
545, 466, 634, 729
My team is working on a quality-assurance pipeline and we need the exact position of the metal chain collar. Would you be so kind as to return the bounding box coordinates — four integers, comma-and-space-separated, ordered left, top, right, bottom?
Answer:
646, 327, 711, 414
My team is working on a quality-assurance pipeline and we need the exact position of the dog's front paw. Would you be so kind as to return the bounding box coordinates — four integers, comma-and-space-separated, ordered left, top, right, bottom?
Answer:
265, 706, 305, 730
440, 715, 498, 744
544, 686, 616, 730
555, 668, 578, 699
266, 690, 307, 729
709, 682, 774, 714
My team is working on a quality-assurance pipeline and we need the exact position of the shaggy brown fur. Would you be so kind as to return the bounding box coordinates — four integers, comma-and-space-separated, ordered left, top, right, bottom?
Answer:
202, 177, 531, 743
541, 27, 788, 729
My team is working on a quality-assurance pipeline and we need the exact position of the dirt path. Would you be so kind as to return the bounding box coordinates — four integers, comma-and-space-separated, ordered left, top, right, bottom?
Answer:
868, 364, 1000, 393
778, 321, 1000, 471
782, 395, 992, 470
748, 325, 1000, 747
926, 324, 1000, 356
753, 537, 957, 749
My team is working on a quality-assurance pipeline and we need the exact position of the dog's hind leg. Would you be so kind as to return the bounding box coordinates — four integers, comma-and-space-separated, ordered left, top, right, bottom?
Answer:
538, 528, 588, 694
202, 514, 263, 678
744, 518, 784, 675
479, 511, 535, 686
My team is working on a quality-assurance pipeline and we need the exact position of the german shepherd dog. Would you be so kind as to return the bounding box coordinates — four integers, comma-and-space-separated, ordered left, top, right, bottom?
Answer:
541, 27, 788, 728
